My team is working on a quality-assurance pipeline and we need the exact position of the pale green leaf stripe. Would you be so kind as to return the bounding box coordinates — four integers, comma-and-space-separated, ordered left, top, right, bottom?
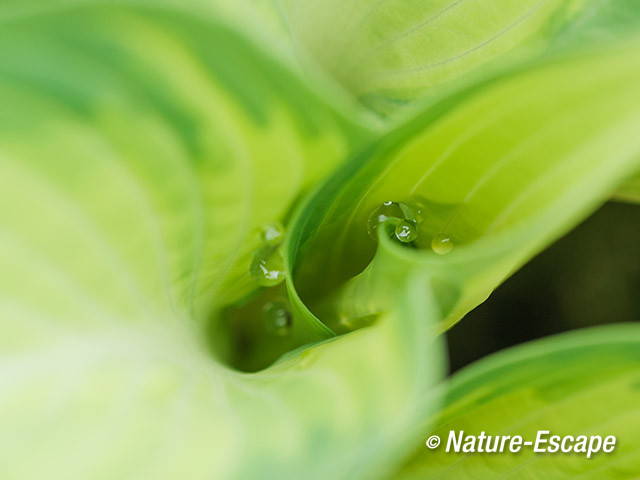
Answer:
395, 325, 640, 479
0, 5, 444, 480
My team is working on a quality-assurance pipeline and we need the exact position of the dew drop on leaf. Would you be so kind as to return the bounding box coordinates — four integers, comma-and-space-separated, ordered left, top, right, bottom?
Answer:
263, 300, 292, 336
367, 201, 421, 241
367, 201, 402, 240
432, 234, 453, 255
399, 202, 423, 225
250, 246, 286, 287
395, 221, 418, 243
262, 222, 285, 247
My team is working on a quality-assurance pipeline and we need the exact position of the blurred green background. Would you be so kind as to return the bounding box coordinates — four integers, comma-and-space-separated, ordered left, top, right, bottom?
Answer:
448, 201, 640, 372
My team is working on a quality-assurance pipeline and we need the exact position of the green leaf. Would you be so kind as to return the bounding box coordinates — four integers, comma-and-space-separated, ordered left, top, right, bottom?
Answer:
4, 1, 640, 479
290, 38, 640, 334
615, 171, 640, 203
282, 0, 594, 115
394, 325, 640, 479
0, 5, 444, 479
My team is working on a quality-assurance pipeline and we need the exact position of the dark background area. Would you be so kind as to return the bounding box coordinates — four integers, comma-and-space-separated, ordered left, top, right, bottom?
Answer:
447, 201, 640, 373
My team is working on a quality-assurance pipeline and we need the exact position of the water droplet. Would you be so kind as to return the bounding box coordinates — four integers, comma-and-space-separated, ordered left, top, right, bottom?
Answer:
262, 222, 285, 247
432, 234, 453, 255
368, 201, 424, 241
263, 300, 292, 336
367, 201, 403, 239
395, 221, 418, 243
250, 246, 285, 287
399, 202, 422, 225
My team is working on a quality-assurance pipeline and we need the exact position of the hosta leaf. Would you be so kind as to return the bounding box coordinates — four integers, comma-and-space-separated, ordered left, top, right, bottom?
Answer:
395, 325, 640, 479
0, 0, 374, 127
0, 4, 360, 318
0, 5, 444, 480
283, 0, 640, 119
282, 0, 591, 115
291, 38, 640, 333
